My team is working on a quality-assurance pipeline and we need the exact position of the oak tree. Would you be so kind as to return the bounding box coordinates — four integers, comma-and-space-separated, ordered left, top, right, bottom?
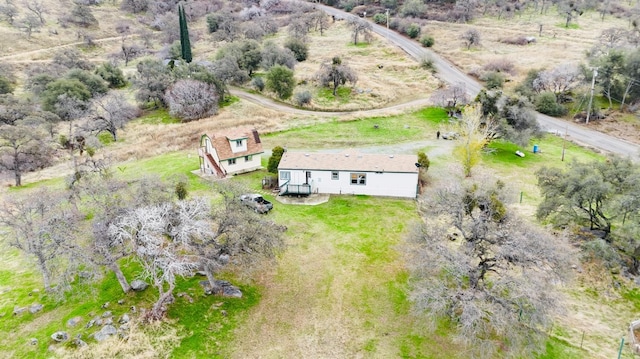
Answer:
266, 65, 295, 100
347, 16, 372, 45
408, 179, 571, 358
0, 189, 83, 292
90, 92, 139, 141
315, 56, 357, 96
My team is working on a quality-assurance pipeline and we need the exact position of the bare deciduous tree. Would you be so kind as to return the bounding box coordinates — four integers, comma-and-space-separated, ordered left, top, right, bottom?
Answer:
189, 189, 285, 293
461, 28, 481, 49
558, 0, 584, 28
347, 16, 372, 45
311, 9, 329, 35
165, 79, 219, 122
106, 182, 285, 320
213, 12, 240, 42
0, 189, 82, 292
72, 176, 133, 292
0, 119, 54, 186
0, 0, 18, 25
90, 92, 138, 141
120, 0, 148, 14
121, 41, 144, 66
254, 14, 278, 37
239, 4, 264, 20
430, 82, 470, 112
598, 27, 628, 51
532, 63, 581, 102
315, 56, 357, 96
23, 0, 46, 24
407, 180, 572, 358
110, 202, 199, 321
288, 16, 310, 40
133, 59, 174, 108
52, 48, 94, 71
15, 14, 41, 37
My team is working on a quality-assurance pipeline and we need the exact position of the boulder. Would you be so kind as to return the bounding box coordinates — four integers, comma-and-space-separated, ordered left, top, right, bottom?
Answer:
13, 306, 27, 316
130, 280, 149, 292
177, 292, 194, 303
94, 325, 117, 342
73, 338, 87, 348
67, 316, 83, 327
78, 271, 93, 279
29, 304, 44, 314
119, 314, 130, 324
50, 331, 69, 342
29, 338, 38, 346
102, 311, 112, 318
200, 280, 242, 298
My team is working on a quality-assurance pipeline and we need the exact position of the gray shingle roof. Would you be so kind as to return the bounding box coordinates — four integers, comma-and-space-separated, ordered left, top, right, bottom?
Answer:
278, 150, 419, 173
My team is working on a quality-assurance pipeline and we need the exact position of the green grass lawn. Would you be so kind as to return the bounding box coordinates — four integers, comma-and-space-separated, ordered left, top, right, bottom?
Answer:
483, 134, 604, 170
481, 134, 605, 206
262, 107, 448, 149
136, 108, 182, 125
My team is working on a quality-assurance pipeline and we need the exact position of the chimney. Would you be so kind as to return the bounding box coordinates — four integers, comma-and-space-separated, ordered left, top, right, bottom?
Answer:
252, 129, 261, 144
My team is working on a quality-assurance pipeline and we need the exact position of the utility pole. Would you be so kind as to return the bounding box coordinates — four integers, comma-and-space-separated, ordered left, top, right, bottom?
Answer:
561, 124, 568, 161
386, 8, 389, 29
586, 67, 598, 124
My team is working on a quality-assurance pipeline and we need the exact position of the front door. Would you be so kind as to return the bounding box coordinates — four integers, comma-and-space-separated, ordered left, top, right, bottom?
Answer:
305, 171, 311, 184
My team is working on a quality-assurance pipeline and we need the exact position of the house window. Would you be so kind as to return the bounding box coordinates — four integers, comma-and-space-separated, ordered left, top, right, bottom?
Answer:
331, 171, 339, 180
350, 173, 366, 185
228, 158, 236, 165
235, 140, 242, 147
280, 171, 290, 180
245, 155, 252, 162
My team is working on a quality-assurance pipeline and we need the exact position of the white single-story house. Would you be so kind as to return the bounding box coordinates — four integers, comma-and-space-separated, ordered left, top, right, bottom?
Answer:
198, 128, 264, 177
277, 150, 419, 198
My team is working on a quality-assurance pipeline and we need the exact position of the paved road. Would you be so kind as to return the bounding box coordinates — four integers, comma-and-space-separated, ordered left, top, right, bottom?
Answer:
317, 4, 640, 161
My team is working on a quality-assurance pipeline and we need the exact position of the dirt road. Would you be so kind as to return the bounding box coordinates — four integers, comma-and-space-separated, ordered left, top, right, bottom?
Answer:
230, 87, 433, 117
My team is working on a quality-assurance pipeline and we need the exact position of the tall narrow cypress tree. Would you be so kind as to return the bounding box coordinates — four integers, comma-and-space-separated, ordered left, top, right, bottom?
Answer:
178, 5, 192, 63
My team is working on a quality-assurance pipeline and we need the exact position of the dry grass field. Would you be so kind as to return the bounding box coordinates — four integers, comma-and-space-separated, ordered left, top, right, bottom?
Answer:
427, 11, 628, 86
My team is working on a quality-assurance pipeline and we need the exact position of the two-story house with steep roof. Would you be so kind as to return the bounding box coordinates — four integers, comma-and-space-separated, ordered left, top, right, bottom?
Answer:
198, 128, 264, 177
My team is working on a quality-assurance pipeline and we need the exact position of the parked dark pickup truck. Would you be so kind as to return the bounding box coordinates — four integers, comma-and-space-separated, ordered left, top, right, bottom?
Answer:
240, 193, 273, 214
